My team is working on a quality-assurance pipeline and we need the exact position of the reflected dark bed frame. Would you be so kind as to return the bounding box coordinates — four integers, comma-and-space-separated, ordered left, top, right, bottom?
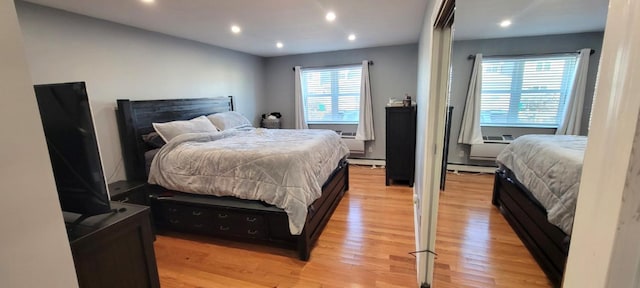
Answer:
116, 97, 349, 260
492, 167, 570, 287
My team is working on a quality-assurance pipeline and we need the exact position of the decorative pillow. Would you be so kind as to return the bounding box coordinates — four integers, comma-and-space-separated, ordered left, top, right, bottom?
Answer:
152, 116, 218, 142
207, 111, 252, 131
141, 132, 166, 148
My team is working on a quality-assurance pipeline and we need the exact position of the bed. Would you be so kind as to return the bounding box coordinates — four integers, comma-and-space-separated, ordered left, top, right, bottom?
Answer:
116, 97, 350, 260
492, 134, 587, 286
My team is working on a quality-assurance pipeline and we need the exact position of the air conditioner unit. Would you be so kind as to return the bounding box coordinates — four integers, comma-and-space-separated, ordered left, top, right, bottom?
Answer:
469, 135, 513, 161
336, 131, 365, 155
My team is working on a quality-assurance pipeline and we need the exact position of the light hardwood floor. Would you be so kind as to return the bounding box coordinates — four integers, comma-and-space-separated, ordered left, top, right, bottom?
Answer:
434, 172, 552, 288
154, 166, 551, 287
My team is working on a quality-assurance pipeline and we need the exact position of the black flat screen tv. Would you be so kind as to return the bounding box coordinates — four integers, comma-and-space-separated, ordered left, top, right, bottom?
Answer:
34, 82, 111, 216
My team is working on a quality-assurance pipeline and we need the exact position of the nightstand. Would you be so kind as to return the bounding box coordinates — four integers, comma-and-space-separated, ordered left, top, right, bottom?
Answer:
109, 180, 149, 205
65, 202, 160, 287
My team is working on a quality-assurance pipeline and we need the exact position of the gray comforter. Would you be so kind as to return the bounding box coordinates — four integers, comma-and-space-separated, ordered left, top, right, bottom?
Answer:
148, 128, 349, 235
496, 135, 587, 235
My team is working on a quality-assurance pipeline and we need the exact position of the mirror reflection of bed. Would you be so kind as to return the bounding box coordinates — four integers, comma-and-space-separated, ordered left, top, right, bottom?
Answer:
437, 0, 608, 286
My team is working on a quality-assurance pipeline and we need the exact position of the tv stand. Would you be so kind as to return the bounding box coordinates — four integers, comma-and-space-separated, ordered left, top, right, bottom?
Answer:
64, 202, 159, 288
65, 207, 128, 229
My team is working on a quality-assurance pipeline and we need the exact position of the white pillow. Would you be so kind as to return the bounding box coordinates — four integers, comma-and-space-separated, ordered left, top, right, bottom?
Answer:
207, 111, 252, 131
152, 116, 218, 142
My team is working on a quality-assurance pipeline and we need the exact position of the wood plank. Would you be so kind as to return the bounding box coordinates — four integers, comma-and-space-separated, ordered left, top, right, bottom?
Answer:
435, 172, 552, 287
154, 167, 551, 287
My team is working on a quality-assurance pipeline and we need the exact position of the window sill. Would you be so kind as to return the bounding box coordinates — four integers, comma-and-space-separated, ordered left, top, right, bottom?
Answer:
307, 123, 359, 125
480, 125, 558, 129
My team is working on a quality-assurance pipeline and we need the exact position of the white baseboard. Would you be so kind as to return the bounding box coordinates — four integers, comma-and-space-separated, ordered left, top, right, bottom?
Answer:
347, 158, 386, 167
447, 164, 496, 174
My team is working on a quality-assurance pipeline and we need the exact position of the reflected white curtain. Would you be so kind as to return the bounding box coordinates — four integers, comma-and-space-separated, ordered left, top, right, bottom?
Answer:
294, 66, 308, 129
458, 54, 484, 145
356, 61, 374, 141
557, 48, 591, 135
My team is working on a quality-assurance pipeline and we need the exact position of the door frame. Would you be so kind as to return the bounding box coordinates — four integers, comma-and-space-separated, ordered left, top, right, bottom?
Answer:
415, 0, 454, 286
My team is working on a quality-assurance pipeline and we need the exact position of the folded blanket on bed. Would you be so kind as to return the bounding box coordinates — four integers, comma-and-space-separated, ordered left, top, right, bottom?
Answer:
148, 128, 349, 235
497, 134, 587, 235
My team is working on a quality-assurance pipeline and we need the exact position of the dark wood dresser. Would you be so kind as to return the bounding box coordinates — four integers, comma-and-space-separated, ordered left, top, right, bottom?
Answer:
385, 106, 417, 186
440, 106, 454, 190
64, 202, 160, 288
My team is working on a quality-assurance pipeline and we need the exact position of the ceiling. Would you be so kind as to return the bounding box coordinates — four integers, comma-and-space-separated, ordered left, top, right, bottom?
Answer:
21, 0, 609, 57
21, 0, 428, 57
455, 0, 609, 40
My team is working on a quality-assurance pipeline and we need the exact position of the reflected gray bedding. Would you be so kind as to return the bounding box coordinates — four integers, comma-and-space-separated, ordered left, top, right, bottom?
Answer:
496, 134, 587, 235
148, 128, 349, 235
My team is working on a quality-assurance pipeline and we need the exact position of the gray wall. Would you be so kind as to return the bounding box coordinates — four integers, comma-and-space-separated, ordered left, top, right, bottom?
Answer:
263, 44, 419, 159
16, 1, 265, 182
448, 32, 604, 165
0, 1, 78, 286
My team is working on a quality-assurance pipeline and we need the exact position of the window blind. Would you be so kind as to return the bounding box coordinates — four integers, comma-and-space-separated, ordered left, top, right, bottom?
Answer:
301, 65, 362, 124
480, 55, 578, 127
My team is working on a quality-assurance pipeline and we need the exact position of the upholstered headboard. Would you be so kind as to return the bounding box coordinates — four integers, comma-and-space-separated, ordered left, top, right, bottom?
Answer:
116, 96, 234, 181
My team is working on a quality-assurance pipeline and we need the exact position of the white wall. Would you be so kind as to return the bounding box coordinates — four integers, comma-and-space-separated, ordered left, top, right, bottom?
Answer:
15, 1, 265, 182
563, 0, 640, 286
414, 0, 443, 285
263, 44, 418, 160
0, 0, 78, 287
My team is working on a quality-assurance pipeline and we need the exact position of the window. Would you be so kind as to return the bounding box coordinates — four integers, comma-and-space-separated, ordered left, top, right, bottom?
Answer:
301, 65, 362, 124
480, 55, 578, 127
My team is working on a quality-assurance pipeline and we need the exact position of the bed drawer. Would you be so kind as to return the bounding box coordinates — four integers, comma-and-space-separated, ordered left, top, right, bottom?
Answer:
159, 204, 215, 233
155, 202, 268, 239
213, 210, 265, 225
210, 209, 267, 239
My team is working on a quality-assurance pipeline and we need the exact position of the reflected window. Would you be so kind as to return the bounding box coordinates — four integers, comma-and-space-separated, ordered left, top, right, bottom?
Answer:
480, 55, 578, 128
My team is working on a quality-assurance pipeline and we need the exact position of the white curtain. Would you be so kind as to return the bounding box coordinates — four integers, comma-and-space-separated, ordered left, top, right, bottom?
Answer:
557, 48, 591, 135
356, 61, 374, 141
458, 54, 484, 145
294, 66, 308, 129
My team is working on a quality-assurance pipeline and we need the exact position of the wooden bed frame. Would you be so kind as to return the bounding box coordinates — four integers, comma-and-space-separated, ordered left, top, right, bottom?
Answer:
492, 167, 570, 287
116, 97, 349, 260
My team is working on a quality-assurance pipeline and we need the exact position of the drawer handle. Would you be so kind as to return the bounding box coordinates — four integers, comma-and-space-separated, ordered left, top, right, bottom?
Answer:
217, 213, 228, 219
120, 197, 129, 203
219, 225, 230, 231
168, 208, 178, 213
193, 223, 204, 228
246, 217, 257, 222
192, 211, 202, 216
169, 219, 180, 224
247, 229, 258, 235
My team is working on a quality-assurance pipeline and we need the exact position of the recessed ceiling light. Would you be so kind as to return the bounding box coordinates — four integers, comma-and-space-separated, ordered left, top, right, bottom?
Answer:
499, 20, 512, 28
141, 0, 154, 3
276, 42, 283, 48
230, 25, 241, 34
348, 34, 356, 41
326, 12, 336, 22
